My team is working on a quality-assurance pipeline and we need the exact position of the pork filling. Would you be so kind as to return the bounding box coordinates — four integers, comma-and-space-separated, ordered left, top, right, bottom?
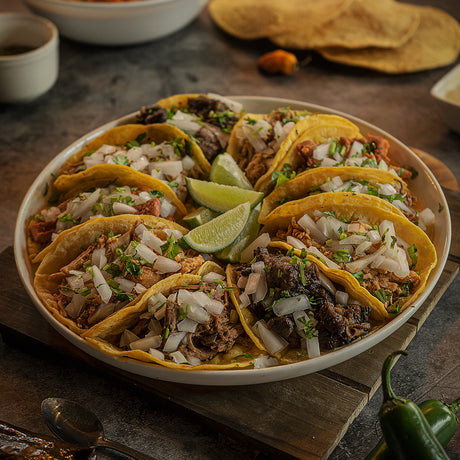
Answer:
52, 221, 204, 329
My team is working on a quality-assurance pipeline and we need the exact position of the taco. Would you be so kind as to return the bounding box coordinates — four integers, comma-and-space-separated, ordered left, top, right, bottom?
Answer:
34, 215, 207, 335
84, 271, 265, 370
259, 166, 435, 229
262, 193, 437, 316
27, 164, 188, 262
136, 93, 244, 167
226, 245, 384, 365
226, 107, 312, 188
256, 114, 416, 194
54, 123, 206, 203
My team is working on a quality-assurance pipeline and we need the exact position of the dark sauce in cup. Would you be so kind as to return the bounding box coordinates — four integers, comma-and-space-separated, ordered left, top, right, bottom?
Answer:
0, 45, 36, 56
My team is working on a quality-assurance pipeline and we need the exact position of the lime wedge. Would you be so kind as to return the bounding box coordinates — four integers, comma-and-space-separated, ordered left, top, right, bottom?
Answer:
210, 153, 253, 190
215, 204, 261, 262
186, 178, 263, 212
183, 202, 251, 253
183, 207, 218, 229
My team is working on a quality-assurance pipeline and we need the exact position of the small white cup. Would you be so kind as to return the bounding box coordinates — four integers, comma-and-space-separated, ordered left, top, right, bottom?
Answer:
0, 13, 59, 103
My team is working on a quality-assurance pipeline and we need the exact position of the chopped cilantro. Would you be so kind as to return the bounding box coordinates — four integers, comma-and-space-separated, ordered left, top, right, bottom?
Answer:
332, 249, 352, 263
352, 271, 364, 285
161, 234, 181, 259
231, 353, 253, 363
374, 289, 392, 303
407, 244, 418, 269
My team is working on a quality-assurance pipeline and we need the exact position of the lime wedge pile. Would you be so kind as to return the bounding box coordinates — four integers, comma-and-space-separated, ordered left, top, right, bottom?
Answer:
186, 178, 263, 213
183, 202, 251, 253
209, 153, 253, 190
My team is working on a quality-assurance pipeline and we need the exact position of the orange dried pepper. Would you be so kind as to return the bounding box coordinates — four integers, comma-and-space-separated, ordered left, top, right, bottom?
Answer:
257, 49, 298, 75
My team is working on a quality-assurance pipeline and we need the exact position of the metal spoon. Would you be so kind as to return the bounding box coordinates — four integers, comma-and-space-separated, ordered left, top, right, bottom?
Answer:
41, 397, 155, 460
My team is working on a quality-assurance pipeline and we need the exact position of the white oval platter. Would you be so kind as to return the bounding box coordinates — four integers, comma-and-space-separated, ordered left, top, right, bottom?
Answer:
14, 96, 451, 386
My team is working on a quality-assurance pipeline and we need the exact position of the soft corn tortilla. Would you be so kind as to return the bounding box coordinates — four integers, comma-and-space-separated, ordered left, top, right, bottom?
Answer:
226, 254, 386, 365
255, 114, 361, 194
27, 164, 188, 263
270, 0, 420, 50
55, 123, 208, 180
209, 0, 355, 40
84, 273, 263, 370
262, 192, 437, 315
227, 111, 312, 190
318, 6, 460, 74
34, 215, 188, 335
259, 167, 410, 224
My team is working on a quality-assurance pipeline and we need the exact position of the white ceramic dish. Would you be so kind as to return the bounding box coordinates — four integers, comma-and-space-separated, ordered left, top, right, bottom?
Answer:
24, 0, 209, 46
0, 13, 58, 103
14, 96, 450, 386
430, 63, 460, 134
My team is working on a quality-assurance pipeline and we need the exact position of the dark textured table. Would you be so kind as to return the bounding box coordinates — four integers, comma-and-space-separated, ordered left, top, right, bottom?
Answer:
0, 0, 459, 459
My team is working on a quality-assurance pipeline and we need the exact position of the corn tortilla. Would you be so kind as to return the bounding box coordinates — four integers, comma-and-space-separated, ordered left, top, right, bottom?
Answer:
270, 0, 420, 50
318, 6, 460, 74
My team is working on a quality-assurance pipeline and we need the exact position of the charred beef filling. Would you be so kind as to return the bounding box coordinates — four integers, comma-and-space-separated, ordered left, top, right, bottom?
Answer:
136, 96, 239, 163
243, 247, 372, 350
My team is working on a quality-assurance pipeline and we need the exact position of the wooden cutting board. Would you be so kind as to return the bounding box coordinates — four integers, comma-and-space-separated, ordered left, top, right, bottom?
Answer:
0, 157, 458, 460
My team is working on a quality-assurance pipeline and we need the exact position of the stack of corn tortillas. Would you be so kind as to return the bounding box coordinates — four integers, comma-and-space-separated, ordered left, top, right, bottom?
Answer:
209, 0, 460, 73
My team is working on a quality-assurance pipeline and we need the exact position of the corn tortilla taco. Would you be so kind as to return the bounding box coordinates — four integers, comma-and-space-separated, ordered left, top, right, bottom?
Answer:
34, 215, 206, 335
136, 93, 244, 168
27, 164, 187, 263
54, 123, 206, 203
84, 272, 264, 370
261, 193, 437, 316
226, 245, 386, 365
256, 114, 416, 195
259, 166, 435, 230
226, 107, 312, 189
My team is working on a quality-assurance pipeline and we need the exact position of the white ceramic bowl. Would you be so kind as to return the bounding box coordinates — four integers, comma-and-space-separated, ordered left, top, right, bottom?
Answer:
0, 13, 58, 103
14, 96, 450, 386
430, 63, 460, 134
24, 0, 210, 46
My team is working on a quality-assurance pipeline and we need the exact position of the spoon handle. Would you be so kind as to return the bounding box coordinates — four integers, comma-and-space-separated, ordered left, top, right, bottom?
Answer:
97, 437, 155, 460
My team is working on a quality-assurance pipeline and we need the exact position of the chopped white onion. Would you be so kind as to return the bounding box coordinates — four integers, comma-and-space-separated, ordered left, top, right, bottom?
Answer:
298, 214, 327, 243
114, 276, 136, 293
307, 246, 341, 270
202, 271, 225, 283
251, 261, 266, 274
135, 242, 158, 264
91, 247, 107, 269
65, 293, 85, 318
130, 335, 162, 351
240, 233, 271, 263
154, 256, 180, 274
181, 155, 196, 171
252, 273, 267, 304
237, 276, 248, 289
140, 230, 163, 252
92, 265, 112, 304
112, 202, 137, 215
355, 241, 373, 255
119, 329, 139, 348
207, 93, 243, 113
335, 290, 349, 305
177, 317, 198, 333
254, 321, 289, 354
88, 303, 115, 324
367, 230, 381, 243
148, 348, 165, 361
317, 271, 336, 295
187, 304, 210, 324
239, 292, 250, 308
339, 234, 367, 245
244, 272, 261, 295
203, 298, 225, 315
163, 331, 187, 353
253, 355, 279, 369
286, 235, 307, 250
306, 336, 321, 359
419, 208, 435, 226
170, 350, 188, 364
345, 245, 386, 273
272, 295, 310, 316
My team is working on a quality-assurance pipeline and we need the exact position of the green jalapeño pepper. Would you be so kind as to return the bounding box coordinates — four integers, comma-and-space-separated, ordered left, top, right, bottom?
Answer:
378, 350, 450, 460
366, 396, 460, 459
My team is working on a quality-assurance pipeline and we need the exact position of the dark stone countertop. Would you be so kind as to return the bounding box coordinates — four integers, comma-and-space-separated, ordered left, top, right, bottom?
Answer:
0, 0, 459, 458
